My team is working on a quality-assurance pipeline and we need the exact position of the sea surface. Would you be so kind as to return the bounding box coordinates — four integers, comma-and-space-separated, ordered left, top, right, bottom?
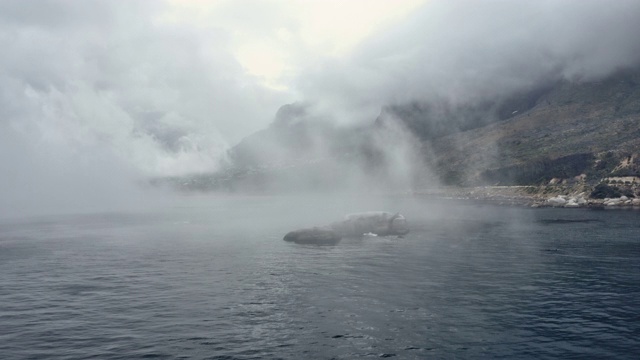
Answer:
1, 195, 639, 359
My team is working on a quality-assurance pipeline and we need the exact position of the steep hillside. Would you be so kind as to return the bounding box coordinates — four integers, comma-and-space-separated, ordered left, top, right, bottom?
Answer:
154, 67, 640, 192
426, 68, 640, 185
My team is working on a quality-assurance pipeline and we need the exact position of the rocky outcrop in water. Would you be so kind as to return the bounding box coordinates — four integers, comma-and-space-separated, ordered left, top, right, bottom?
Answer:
283, 227, 341, 245
283, 212, 409, 245
331, 212, 409, 237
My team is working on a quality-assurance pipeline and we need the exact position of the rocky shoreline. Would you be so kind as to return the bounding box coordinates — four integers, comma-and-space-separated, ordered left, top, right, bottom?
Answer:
413, 186, 640, 209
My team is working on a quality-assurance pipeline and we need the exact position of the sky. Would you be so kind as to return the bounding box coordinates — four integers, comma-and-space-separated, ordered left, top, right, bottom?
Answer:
1, 0, 640, 216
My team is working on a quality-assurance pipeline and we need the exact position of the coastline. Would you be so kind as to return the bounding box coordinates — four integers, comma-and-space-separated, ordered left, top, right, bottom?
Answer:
412, 186, 640, 209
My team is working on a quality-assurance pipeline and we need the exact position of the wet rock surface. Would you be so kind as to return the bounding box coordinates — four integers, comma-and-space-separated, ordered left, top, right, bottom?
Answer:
284, 212, 410, 245
283, 227, 341, 245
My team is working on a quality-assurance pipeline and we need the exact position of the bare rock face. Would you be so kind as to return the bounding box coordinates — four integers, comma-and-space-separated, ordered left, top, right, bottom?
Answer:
283, 227, 341, 245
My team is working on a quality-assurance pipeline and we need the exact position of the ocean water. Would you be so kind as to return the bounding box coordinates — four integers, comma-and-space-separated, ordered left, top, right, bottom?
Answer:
1, 195, 639, 359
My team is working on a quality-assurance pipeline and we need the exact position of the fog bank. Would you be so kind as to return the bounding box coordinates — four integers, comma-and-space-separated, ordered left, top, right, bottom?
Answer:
2, 0, 639, 215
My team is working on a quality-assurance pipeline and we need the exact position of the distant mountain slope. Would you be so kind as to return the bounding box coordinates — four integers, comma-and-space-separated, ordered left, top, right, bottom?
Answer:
426, 68, 640, 185
154, 67, 640, 192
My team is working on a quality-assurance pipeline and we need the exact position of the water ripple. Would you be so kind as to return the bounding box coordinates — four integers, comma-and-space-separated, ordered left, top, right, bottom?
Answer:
1, 205, 638, 359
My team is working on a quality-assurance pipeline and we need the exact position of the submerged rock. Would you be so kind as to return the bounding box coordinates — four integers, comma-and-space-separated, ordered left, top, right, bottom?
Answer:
283, 227, 341, 245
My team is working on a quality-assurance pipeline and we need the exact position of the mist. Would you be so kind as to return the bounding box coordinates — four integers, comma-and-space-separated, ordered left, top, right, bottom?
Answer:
300, 0, 640, 122
3, 4, 639, 359
2, 0, 640, 216
0, 0, 290, 216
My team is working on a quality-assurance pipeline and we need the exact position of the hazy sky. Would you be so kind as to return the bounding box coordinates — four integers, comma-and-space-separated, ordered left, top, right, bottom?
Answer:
1, 0, 639, 216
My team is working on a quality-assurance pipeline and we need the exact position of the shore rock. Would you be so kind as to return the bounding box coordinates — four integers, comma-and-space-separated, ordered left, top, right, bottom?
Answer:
601, 196, 639, 206
547, 196, 567, 206
565, 200, 579, 208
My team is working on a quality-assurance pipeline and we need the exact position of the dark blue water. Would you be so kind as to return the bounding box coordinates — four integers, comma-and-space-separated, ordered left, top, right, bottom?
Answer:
1, 196, 639, 359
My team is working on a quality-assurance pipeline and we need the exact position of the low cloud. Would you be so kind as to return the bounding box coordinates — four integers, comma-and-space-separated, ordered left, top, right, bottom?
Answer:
0, 0, 288, 178
2, 0, 639, 213
0, 0, 289, 215
298, 0, 640, 123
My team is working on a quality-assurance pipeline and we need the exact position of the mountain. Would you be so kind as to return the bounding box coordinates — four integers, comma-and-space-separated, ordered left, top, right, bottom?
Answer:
154, 67, 640, 192
424, 67, 640, 185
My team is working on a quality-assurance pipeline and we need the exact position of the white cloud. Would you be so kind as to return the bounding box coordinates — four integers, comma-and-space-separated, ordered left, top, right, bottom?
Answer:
1, 0, 640, 214
296, 0, 640, 123
0, 0, 292, 178
160, 0, 426, 88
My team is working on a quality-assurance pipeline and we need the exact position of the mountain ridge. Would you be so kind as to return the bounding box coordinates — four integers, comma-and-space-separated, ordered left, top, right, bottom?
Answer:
153, 67, 640, 194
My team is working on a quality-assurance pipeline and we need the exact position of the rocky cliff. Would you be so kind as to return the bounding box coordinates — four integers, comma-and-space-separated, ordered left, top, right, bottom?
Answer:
424, 68, 640, 186
154, 67, 640, 195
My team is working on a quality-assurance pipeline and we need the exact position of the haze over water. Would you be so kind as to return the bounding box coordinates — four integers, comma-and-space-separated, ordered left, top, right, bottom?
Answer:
1, 197, 638, 359
2, 1, 640, 359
